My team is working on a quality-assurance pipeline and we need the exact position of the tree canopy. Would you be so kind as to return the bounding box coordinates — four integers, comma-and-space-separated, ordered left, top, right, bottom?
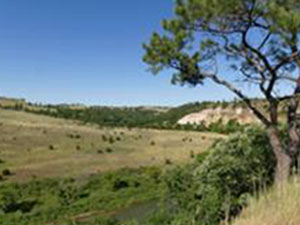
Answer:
143, 0, 300, 182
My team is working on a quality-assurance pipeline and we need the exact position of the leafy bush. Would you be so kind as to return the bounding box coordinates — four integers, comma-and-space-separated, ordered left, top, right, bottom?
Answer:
2, 169, 11, 176
159, 128, 276, 225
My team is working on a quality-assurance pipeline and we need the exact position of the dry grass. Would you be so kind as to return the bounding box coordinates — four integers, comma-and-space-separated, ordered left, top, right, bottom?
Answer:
233, 178, 300, 225
0, 97, 26, 107
0, 109, 224, 182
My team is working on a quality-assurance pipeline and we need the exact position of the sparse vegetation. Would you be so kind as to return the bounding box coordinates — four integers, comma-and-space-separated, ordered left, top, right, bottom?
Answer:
0, 109, 219, 181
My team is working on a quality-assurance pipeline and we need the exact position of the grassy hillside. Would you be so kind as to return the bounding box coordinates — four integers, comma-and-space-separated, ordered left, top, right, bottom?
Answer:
233, 179, 300, 225
0, 109, 223, 182
0, 96, 26, 108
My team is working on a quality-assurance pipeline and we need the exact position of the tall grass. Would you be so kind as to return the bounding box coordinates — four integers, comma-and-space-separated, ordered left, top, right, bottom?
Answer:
233, 178, 300, 225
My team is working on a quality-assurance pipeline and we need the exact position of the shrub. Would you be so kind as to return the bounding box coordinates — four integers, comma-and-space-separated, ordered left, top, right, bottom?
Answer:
0, 189, 19, 213
113, 178, 129, 191
163, 128, 276, 225
116, 136, 121, 141
165, 159, 172, 165
109, 137, 115, 144
106, 148, 113, 153
58, 180, 81, 206
49, 145, 55, 150
2, 169, 11, 176
102, 135, 107, 142
190, 151, 195, 158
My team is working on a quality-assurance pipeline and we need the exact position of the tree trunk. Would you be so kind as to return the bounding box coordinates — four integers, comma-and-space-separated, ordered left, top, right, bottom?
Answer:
287, 122, 300, 175
287, 93, 300, 175
267, 127, 292, 184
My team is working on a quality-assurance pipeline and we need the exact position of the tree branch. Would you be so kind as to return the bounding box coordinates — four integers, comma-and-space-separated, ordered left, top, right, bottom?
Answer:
204, 72, 271, 126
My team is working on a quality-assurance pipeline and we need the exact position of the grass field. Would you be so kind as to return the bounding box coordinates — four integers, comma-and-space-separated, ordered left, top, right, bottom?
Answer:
0, 109, 224, 182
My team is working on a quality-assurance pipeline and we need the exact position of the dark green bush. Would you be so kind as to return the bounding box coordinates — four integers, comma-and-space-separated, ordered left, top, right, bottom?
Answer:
116, 136, 121, 141
102, 135, 108, 142
109, 137, 115, 144
165, 159, 172, 165
2, 169, 11, 176
113, 178, 129, 191
106, 148, 113, 153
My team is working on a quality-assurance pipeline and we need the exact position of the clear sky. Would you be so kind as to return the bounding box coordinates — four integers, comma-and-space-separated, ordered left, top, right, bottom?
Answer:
0, 0, 236, 106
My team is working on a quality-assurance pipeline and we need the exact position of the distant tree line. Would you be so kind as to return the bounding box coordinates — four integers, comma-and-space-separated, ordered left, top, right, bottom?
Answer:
0, 101, 250, 134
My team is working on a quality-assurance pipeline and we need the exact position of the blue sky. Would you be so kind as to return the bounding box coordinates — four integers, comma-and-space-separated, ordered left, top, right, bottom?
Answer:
0, 0, 237, 106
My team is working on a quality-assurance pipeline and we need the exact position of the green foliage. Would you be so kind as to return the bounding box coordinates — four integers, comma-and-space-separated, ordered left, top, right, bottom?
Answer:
143, 0, 300, 89
154, 128, 276, 225
0, 167, 164, 225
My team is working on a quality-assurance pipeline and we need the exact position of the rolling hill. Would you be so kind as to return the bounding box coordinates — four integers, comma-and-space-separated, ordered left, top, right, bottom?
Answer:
0, 108, 223, 182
